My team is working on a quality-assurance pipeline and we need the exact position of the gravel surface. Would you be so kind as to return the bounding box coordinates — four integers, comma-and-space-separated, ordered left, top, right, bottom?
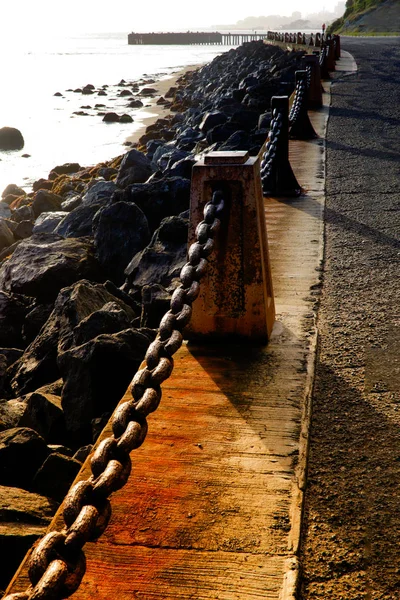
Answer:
300, 37, 400, 599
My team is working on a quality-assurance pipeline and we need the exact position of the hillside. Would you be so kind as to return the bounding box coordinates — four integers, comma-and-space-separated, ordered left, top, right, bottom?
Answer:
329, 0, 400, 34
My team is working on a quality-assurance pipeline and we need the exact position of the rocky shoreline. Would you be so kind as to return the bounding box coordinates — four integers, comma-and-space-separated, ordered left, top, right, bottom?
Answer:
0, 40, 307, 592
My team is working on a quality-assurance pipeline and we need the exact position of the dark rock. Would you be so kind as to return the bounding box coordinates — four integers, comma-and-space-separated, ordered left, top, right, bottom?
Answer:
0, 202, 12, 219
119, 114, 133, 123
116, 177, 190, 232
128, 99, 143, 108
2, 391, 65, 443
48, 444, 73, 457
31, 190, 63, 218
81, 180, 116, 206
14, 220, 34, 240
59, 327, 154, 443
61, 195, 82, 212
218, 130, 251, 152
54, 203, 103, 238
102, 112, 120, 123
0, 291, 32, 349
140, 87, 157, 96
0, 220, 15, 250
199, 111, 228, 133
115, 149, 154, 188
73, 444, 93, 463
0, 486, 58, 590
0, 348, 23, 368
33, 453, 81, 501
93, 201, 150, 284
9, 280, 138, 396
0, 427, 49, 488
119, 89, 133, 97
206, 122, 240, 145
124, 215, 188, 291
49, 163, 82, 178
2, 184, 25, 199
22, 303, 54, 344
32, 211, 68, 235
11, 204, 34, 223
0, 127, 24, 150
0, 234, 103, 301
141, 284, 171, 328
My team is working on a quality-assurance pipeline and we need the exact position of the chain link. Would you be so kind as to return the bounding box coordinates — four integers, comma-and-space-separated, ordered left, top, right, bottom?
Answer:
260, 108, 284, 191
3, 189, 225, 600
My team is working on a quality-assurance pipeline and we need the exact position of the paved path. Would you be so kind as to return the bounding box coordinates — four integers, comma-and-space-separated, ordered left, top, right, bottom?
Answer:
300, 37, 400, 599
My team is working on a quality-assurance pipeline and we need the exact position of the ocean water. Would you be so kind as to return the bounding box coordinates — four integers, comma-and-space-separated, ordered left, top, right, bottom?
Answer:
0, 32, 235, 194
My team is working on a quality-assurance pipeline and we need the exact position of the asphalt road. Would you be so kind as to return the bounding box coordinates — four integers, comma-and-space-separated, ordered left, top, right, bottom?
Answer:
300, 37, 400, 599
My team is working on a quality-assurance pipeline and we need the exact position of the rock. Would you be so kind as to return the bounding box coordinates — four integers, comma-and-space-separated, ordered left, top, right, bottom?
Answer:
10, 204, 34, 223
32, 190, 63, 218
47, 444, 73, 457
93, 201, 150, 284
140, 87, 157, 96
9, 280, 138, 396
0, 234, 103, 301
0, 219, 15, 251
102, 112, 120, 123
33, 453, 81, 501
115, 176, 190, 232
0, 486, 58, 591
0, 391, 65, 443
0, 427, 49, 488
60, 195, 82, 212
124, 215, 188, 291
49, 163, 82, 178
0, 202, 12, 219
32, 211, 68, 235
140, 283, 171, 328
73, 444, 93, 463
2, 184, 25, 199
54, 202, 103, 238
59, 328, 155, 443
14, 220, 34, 240
22, 303, 54, 344
0, 127, 24, 150
115, 149, 154, 188
199, 110, 228, 133
119, 89, 133, 97
128, 99, 144, 108
218, 130, 251, 152
0, 291, 32, 349
119, 114, 133, 123
81, 180, 116, 206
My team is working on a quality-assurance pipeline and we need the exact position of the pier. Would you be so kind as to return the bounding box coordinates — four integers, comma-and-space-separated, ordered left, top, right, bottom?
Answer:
127, 31, 268, 45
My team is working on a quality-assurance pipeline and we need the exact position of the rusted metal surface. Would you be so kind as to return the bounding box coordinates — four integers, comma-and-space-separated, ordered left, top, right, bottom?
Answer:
188, 151, 275, 342
5, 75, 338, 600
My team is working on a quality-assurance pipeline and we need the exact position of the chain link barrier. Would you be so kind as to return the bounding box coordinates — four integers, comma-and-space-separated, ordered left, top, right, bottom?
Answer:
3, 189, 225, 600
260, 109, 283, 193
289, 71, 318, 140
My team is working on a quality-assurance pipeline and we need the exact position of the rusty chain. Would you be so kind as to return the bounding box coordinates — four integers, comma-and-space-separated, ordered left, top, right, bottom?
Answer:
289, 75, 307, 125
260, 108, 283, 194
3, 189, 225, 600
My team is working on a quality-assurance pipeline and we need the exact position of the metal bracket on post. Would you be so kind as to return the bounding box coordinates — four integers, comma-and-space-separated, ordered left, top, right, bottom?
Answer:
187, 150, 275, 343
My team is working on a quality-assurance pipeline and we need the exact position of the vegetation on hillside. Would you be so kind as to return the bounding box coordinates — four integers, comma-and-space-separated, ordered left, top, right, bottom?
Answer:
328, 0, 386, 33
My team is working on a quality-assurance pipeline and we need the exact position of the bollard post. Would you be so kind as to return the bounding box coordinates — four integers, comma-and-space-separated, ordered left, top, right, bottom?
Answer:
333, 34, 341, 59
315, 32, 321, 47
326, 39, 336, 71
261, 96, 301, 198
187, 151, 275, 342
302, 54, 323, 108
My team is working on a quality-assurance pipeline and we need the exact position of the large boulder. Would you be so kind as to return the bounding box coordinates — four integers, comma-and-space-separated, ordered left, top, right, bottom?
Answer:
124, 215, 188, 291
33, 453, 81, 501
8, 280, 138, 396
59, 327, 154, 443
115, 149, 154, 188
54, 203, 104, 238
0, 234, 103, 300
0, 127, 24, 150
0, 219, 15, 251
32, 190, 63, 218
81, 180, 116, 206
0, 427, 49, 488
0, 291, 32, 349
93, 201, 150, 285
32, 211, 68, 235
115, 176, 190, 232
0, 485, 58, 591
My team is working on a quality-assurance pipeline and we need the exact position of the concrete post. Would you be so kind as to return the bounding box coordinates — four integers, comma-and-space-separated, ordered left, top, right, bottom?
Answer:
187, 151, 275, 343
302, 54, 323, 108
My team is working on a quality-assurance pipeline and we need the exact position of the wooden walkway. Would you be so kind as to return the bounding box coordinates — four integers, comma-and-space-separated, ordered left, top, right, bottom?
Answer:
6, 55, 356, 600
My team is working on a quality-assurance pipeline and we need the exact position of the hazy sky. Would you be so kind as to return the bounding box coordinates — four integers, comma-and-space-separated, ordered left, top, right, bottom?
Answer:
4, 1, 341, 35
